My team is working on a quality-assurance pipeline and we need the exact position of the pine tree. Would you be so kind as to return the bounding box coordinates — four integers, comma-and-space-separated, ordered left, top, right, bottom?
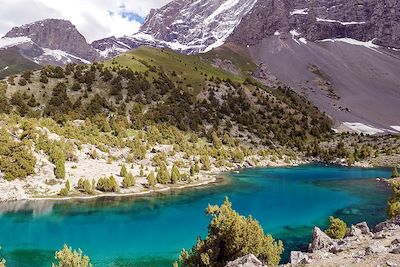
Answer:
120, 164, 127, 177
171, 164, 180, 184
122, 172, 136, 188
147, 172, 156, 187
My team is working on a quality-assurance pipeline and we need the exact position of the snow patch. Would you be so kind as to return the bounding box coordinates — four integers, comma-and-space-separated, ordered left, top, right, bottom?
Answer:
316, 18, 366, 25
1, 66, 9, 71
205, 0, 241, 24
274, 31, 280, 36
319, 38, 381, 53
390, 126, 400, 132
342, 122, 385, 135
0, 36, 32, 49
299, 38, 307, 44
290, 8, 309, 15
36, 49, 91, 64
290, 30, 302, 45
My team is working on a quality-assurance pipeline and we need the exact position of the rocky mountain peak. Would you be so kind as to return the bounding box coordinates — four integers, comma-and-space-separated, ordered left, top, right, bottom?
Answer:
4, 19, 99, 62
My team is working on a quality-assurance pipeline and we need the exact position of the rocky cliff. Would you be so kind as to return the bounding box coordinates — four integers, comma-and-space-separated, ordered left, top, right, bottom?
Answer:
1, 19, 100, 65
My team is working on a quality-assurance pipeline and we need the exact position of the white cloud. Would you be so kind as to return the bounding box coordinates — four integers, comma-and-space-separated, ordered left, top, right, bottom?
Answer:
0, 0, 170, 43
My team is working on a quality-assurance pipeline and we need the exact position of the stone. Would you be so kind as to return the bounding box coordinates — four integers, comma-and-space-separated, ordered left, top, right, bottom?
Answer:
308, 227, 334, 252
355, 222, 371, 235
375, 215, 400, 232
349, 225, 363, 237
365, 243, 387, 255
387, 261, 398, 267
225, 254, 264, 267
391, 238, 400, 245
290, 251, 311, 265
390, 247, 400, 254
374, 231, 390, 239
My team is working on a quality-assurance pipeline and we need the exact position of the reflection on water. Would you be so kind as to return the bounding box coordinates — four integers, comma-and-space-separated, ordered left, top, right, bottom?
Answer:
0, 164, 392, 267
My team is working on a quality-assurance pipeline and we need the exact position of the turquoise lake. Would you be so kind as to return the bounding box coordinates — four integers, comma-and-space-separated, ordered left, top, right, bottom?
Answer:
0, 164, 392, 266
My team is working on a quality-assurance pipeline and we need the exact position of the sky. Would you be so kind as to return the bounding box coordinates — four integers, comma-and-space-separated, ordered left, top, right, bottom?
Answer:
0, 0, 171, 43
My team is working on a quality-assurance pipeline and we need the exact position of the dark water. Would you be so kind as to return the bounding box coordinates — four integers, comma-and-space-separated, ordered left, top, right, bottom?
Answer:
0, 164, 392, 266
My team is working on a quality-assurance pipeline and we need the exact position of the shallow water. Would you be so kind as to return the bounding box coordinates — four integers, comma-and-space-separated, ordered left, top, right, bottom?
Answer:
0, 164, 392, 266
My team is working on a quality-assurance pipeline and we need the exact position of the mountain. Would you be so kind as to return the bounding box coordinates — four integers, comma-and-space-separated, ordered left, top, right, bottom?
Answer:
1, 19, 100, 66
92, 0, 258, 56
124, 0, 400, 134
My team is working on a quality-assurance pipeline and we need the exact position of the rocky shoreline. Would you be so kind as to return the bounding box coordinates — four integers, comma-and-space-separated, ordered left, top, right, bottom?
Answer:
226, 215, 400, 267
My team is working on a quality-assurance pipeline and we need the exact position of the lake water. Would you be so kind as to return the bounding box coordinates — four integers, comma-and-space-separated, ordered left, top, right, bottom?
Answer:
0, 164, 392, 266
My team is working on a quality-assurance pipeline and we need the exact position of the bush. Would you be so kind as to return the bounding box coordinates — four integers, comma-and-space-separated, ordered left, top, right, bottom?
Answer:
179, 197, 283, 266
120, 164, 127, 177
391, 166, 399, 178
96, 176, 119, 192
50, 146, 66, 179
0, 130, 36, 180
59, 180, 70, 196
325, 216, 347, 239
122, 172, 135, 188
52, 244, 92, 267
171, 164, 180, 184
77, 178, 93, 194
147, 172, 156, 188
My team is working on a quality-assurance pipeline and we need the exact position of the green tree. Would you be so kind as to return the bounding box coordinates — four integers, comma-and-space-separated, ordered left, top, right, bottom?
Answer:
171, 164, 181, 184
211, 131, 223, 149
179, 197, 283, 267
120, 164, 128, 177
325, 216, 347, 239
52, 244, 92, 267
200, 156, 211, 171
122, 172, 136, 188
96, 176, 119, 192
391, 166, 399, 178
78, 178, 93, 194
51, 146, 66, 179
147, 172, 156, 187
59, 180, 70, 196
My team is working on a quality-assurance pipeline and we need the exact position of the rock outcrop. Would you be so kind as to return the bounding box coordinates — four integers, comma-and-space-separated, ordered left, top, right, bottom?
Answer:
1, 19, 100, 66
225, 254, 265, 267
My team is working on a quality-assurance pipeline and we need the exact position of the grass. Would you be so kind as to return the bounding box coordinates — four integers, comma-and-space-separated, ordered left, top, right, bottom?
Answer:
103, 46, 249, 92
0, 47, 40, 79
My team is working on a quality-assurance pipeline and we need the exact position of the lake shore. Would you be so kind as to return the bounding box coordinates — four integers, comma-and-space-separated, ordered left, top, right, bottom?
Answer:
0, 153, 307, 203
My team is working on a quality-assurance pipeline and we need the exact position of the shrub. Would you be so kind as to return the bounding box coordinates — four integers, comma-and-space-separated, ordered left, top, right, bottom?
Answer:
59, 180, 70, 197
52, 244, 92, 267
50, 146, 66, 179
325, 216, 347, 239
77, 178, 93, 194
96, 176, 119, 192
120, 164, 127, 177
391, 166, 399, 178
122, 172, 135, 188
387, 197, 400, 218
0, 130, 36, 180
171, 164, 180, 184
200, 155, 211, 171
147, 172, 156, 188
179, 197, 283, 266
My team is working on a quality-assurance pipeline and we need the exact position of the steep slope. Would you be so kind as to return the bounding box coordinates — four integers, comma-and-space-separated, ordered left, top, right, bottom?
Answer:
1, 19, 100, 66
128, 0, 400, 133
0, 47, 40, 79
93, 0, 258, 56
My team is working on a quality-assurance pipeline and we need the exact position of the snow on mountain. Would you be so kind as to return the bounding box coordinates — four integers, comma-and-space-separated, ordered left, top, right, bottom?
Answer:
93, 0, 258, 56
2, 19, 100, 66
0, 37, 32, 49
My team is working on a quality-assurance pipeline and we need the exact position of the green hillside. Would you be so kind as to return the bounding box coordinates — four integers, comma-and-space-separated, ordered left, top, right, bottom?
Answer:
0, 47, 40, 79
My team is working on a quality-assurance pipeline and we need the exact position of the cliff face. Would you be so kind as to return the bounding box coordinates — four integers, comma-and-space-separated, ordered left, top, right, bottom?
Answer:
4, 19, 99, 62
229, 0, 400, 49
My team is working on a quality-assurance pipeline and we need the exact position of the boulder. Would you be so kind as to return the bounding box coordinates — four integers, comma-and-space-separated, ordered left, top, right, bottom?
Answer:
349, 225, 363, 237
390, 247, 400, 254
290, 251, 311, 265
375, 215, 400, 232
391, 238, 400, 245
308, 227, 334, 252
225, 254, 265, 267
386, 261, 398, 267
365, 243, 387, 255
355, 222, 371, 235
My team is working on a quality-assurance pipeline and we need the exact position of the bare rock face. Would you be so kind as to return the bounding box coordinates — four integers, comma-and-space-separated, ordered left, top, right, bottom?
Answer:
229, 0, 400, 49
308, 227, 334, 252
5, 19, 99, 62
375, 215, 400, 232
225, 254, 265, 267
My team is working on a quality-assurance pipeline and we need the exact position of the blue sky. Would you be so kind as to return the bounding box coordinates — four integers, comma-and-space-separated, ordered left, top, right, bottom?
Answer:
0, 0, 171, 42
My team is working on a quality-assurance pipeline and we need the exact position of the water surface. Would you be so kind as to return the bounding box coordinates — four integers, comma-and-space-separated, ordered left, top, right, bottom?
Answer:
0, 164, 392, 266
